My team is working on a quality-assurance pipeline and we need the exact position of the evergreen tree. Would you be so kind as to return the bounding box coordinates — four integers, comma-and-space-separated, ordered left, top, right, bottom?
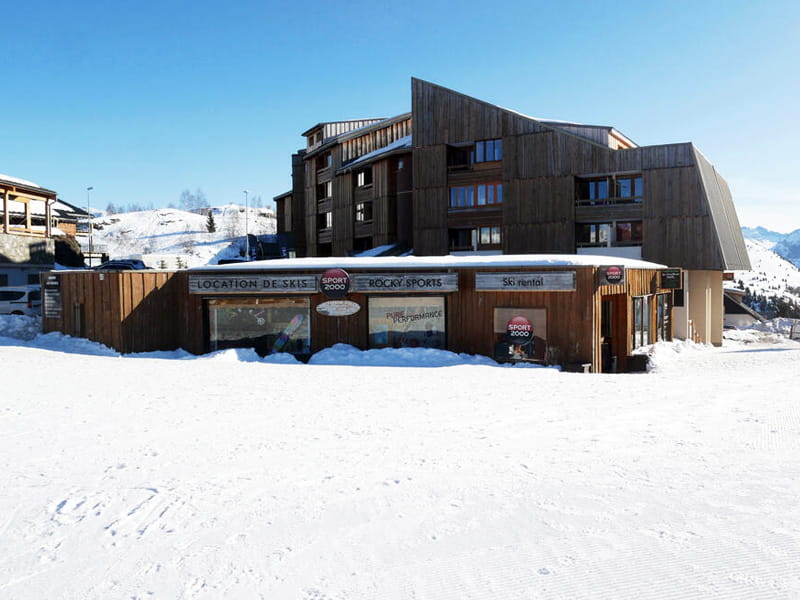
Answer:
206, 209, 217, 233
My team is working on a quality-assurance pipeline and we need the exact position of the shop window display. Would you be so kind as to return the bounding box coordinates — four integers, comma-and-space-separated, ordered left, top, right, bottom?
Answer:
208, 297, 311, 356
368, 296, 446, 349
492, 307, 547, 361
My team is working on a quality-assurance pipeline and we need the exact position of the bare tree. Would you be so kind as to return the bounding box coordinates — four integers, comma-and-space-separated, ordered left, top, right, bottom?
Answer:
179, 188, 209, 212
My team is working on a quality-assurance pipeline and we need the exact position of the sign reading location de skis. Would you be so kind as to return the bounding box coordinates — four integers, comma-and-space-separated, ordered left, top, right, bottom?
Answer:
320, 268, 350, 299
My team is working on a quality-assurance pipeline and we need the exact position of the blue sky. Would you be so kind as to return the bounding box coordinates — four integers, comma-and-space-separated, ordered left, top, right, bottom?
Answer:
3, 0, 799, 231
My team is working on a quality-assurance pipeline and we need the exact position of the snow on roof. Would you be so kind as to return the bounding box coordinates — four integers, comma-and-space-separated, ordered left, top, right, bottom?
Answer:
191, 253, 667, 272
353, 243, 403, 257
341, 135, 412, 170
0, 173, 41, 188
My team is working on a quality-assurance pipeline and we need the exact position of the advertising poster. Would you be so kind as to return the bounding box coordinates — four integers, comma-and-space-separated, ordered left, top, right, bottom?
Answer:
492, 308, 547, 361
368, 296, 446, 349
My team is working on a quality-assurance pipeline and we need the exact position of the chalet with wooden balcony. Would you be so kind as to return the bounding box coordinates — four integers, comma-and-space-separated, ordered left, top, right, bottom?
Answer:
1, 174, 59, 286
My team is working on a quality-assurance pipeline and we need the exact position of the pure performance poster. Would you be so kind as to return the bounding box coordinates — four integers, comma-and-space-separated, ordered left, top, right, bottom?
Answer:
368, 297, 445, 349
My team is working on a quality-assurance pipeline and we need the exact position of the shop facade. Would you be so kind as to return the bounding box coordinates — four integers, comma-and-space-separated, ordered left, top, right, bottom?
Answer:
42, 256, 679, 373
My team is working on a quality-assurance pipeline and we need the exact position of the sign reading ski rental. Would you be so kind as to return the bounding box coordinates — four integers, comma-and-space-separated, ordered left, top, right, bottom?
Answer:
475, 271, 576, 292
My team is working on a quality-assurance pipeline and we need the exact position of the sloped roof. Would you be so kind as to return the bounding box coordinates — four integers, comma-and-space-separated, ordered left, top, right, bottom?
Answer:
338, 135, 412, 172
693, 147, 751, 271
192, 253, 667, 272
0, 173, 57, 197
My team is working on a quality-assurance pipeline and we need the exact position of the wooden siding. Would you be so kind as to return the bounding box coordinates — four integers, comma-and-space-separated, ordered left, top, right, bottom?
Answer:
410, 79, 738, 269
412, 78, 544, 146
310, 292, 368, 351
41, 271, 202, 355
371, 159, 395, 246
290, 153, 306, 256
447, 166, 503, 187
575, 203, 643, 223
287, 79, 743, 275
447, 267, 597, 367
340, 117, 412, 164
322, 120, 385, 142
333, 171, 353, 255
42, 265, 674, 372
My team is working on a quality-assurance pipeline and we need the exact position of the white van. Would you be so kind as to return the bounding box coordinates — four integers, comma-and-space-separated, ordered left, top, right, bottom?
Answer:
0, 286, 42, 316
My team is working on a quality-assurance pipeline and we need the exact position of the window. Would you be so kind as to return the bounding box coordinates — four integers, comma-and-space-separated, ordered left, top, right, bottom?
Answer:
355, 201, 373, 222
577, 174, 643, 205
615, 221, 643, 244
577, 179, 608, 202
449, 226, 500, 251
576, 221, 642, 247
0, 290, 26, 301
307, 131, 322, 148
492, 307, 547, 362
315, 152, 333, 170
450, 186, 472, 209
368, 296, 446, 349
576, 223, 611, 247
616, 176, 643, 201
0, 274, 8, 287
208, 297, 311, 356
447, 139, 503, 168
479, 226, 501, 246
449, 228, 475, 251
633, 296, 652, 349
317, 181, 332, 200
356, 168, 373, 187
449, 183, 502, 209
474, 139, 503, 163
318, 211, 332, 230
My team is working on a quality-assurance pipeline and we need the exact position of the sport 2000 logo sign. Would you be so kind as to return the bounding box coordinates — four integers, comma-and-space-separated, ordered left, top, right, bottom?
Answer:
320, 268, 350, 299
506, 315, 534, 344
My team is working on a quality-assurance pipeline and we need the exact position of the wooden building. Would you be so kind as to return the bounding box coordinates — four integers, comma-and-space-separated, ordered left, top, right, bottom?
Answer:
42, 255, 680, 373
1, 174, 59, 286
274, 78, 750, 345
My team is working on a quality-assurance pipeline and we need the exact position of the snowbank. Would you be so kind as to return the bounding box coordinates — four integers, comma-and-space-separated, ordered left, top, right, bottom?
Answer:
0, 317, 551, 368
0, 315, 42, 341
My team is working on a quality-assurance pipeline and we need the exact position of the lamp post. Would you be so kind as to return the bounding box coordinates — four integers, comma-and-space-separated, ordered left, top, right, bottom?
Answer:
86, 186, 94, 266
243, 189, 250, 260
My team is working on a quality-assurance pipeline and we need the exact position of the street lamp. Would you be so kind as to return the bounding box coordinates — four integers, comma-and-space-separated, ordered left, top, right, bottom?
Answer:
243, 189, 250, 260
86, 186, 94, 265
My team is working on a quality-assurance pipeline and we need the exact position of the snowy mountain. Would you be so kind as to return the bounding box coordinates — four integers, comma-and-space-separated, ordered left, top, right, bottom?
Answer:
741, 226, 800, 267
731, 238, 800, 309
773, 229, 800, 268
89, 204, 276, 267
740, 226, 786, 248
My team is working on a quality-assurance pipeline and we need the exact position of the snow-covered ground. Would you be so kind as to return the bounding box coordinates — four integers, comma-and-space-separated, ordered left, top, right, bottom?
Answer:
1, 316, 799, 599
90, 204, 276, 267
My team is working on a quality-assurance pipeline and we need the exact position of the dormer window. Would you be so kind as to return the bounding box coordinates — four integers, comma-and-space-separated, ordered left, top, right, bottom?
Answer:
307, 130, 323, 149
